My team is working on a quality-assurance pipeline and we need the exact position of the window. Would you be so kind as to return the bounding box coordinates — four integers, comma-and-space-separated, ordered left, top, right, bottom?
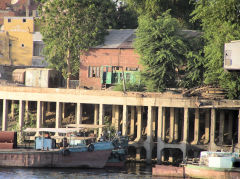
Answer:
33, 42, 44, 56
88, 66, 100, 78
113, 66, 120, 71
126, 73, 131, 82
126, 67, 139, 71
23, 19, 26, 23
8, 19, 11, 23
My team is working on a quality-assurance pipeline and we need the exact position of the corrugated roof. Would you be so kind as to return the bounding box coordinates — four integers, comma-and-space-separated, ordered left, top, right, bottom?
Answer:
179, 30, 202, 39
95, 29, 135, 49
95, 29, 201, 49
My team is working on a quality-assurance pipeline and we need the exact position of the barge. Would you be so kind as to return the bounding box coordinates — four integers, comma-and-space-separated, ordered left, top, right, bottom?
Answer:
153, 151, 240, 178
0, 147, 112, 168
0, 127, 114, 168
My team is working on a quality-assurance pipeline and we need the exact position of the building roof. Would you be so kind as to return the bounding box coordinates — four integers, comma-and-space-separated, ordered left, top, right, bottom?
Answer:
179, 29, 202, 39
94, 29, 202, 49
95, 29, 136, 49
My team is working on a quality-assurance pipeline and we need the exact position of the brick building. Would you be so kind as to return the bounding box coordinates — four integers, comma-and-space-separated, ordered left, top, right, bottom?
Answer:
80, 29, 140, 90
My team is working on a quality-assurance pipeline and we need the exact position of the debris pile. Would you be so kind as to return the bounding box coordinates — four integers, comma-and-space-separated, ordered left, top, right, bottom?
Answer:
183, 86, 227, 99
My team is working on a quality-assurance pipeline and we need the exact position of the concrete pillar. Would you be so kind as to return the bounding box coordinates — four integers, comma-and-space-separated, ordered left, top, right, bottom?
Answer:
41, 102, 46, 126
36, 101, 42, 136
76, 103, 82, 125
169, 107, 174, 143
227, 112, 233, 142
25, 101, 29, 121
162, 107, 166, 140
183, 107, 189, 143
99, 103, 104, 138
62, 103, 66, 119
94, 104, 99, 135
182, 107, 189, 162
136, 106, 142, 141
219, 111, 225, 145
204, 109, 210, 144
174, 108, 179, 141
210, 108, 216, 149
19, 100, 25, 133
152, 107, 156, 138
145, 106, 153, 164
192, 108, 199, 145
112, 105, 115, 127
238, 109, 240, 147
47, 102, 51, 112
136, 148, 141, 161
122, 105, 128, 136
130, 106, 135, 136
115, 105, 120, 132
2, 99, 8, 131
56, 102, 62, 129
157, 106, 163, 163
11, 100, 15, 119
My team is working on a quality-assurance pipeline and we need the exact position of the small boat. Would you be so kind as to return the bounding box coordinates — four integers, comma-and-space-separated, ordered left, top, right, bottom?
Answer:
184, 151, 240, 179
0, 127, 114, 168
106, 135, 128, 167
66, 124, 128, 167
153, 151, 240, 179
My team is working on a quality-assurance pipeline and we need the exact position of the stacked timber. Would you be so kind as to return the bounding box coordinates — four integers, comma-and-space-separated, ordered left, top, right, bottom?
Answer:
0, 131, 17, 149
183, 86, 227, 99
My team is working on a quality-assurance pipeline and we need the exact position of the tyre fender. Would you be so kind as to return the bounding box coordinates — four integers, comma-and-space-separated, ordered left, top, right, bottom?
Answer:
88, 144, 95, 152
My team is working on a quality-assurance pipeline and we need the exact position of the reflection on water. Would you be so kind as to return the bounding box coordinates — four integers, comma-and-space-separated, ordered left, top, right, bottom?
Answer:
0, 163, 170, 179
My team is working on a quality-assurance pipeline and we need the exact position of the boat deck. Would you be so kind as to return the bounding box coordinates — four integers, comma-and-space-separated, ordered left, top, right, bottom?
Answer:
0, 148, 61, 153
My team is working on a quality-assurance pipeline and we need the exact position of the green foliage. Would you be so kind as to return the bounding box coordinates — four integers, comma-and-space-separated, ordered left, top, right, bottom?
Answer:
9, 104, 36, 144
113, 3, 138, 29
134, 11, 190, 91
192, 0, 240, 98
113, 81, 145, 92
37, 0, 115, 85
113, 72, 145, 92
178, 32, 205, 88
124, 0, 195, 28
102, 115, 116, 139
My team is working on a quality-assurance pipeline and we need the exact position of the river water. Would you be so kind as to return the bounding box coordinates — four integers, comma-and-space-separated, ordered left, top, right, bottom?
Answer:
0, 163, 172, 179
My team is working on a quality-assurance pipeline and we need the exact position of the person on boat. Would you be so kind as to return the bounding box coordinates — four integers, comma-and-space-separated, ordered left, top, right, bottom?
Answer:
89, 132, 96, 143
99, 133, 107, 142
59, 137, 68, 148
99, 134, 104, 142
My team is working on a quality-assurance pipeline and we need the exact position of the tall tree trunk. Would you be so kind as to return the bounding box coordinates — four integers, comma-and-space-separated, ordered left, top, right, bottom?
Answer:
66, 28, 71, 89
66, 48, 71, 89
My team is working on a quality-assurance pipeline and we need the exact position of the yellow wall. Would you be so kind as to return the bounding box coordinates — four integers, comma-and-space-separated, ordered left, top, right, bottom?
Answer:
0, 31, 10, 64
0, 17, 34, 65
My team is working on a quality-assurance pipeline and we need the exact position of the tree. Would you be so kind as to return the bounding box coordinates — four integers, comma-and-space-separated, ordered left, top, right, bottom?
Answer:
36, 0, 116, 88
134, 11, 190, 91
178, 31, 205, 89
113, 2, 138, 29
124, 0, 195, 28
192, 0, 240, 98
